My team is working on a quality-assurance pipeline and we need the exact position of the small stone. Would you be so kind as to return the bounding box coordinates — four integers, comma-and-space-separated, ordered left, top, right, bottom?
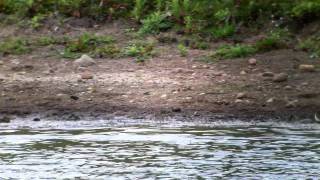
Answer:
240, 70, 247, 75
286, 100, 299, 108
0, 116, 11, 123
74, 54, 96, 67
284, 85, 293, 90
273, 73, 288, 83
161, 94, 168, 99
299, 64, 316, 72
80, 72, 94, 80
266, 98, 274, 103
0, 61, 3, 65
33, 118, 41, 122
172, 107, 182, 113
70, 95, 79, 101
235, 99, 243, 103
236, 92, 247, 99
248, 58, 257, 65
262, 72, 275, 77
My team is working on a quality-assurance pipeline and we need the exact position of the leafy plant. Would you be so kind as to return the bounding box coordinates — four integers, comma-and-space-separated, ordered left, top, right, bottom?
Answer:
177, 43, 188, 57
138, 11, 171, 35
133, 0, 146, 21
255, 29, 290, 52
0, 37, 31, 55
212, 24, 236, 39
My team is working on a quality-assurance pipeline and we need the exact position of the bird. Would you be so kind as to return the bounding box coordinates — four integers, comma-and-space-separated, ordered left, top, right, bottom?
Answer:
315, 112, 320, 122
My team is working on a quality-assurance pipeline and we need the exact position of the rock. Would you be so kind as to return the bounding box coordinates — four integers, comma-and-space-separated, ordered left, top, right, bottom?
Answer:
284, 85, 293, 90
262, 72, 275, 77
286, 100, 299, 108
0, 116, 11, 123
33, 118, 41, 122
248, 58, 257, 65
161, 94, 168, 99
299, 64, 315, 72
266, 98, 274, 103
235, 99, 243, 103
172, 107, 182, 113
273, 73, 288, 83
80, 72, 94, 80
74, 54, 96, 67
240, 70, 247, 75
0, 61, 3, 65
236, 92, 247, 99
70, 95, 79, 101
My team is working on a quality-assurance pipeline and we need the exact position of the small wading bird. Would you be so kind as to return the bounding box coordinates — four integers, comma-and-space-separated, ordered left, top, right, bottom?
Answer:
315, 112, 320, 122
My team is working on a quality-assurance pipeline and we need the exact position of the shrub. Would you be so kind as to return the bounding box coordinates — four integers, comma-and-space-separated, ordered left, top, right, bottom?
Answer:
0, 38, 31, 55
212, 24, 236, 39
177, 44, 188, 57
255, 29, 290, 52
138, 11, 171, 35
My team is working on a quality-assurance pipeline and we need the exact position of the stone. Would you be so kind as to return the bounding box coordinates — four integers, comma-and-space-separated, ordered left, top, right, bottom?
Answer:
248, 58, 257, 65
240, 70, 247, 75
80, 72, 94, 80
0, 116, 11, 123
236, 92, 247, 99
273, 73, 288, 82
299, 64, 315, 72
262, 72, 275, 77
74, 54, 96, 67
285, 100, 299, 108
33, 118, 41, 122
266, 98, 274, 103
284, 85, 293, 90
70, 95, 79, 101
0, 61, 3, 65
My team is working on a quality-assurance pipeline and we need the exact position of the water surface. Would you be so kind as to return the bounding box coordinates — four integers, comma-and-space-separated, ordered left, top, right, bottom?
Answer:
0, 118, 319, 179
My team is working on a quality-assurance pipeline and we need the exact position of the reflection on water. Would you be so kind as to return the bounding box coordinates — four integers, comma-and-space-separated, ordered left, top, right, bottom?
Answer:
0, 119, 319, 179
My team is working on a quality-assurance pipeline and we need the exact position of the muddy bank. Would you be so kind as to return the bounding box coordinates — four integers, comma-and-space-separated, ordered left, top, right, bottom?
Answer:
0, 21, 320, 121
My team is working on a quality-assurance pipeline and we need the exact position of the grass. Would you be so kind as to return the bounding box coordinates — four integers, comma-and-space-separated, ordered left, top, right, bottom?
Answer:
122, 40, 155, 62
299, 34, 320, 58
138, 11, 171, 35
211, 44, 257, 60
177, 44, 188, 57
0, 37, 31, 55
211, 24, 236, 39
255, 29, 290, 52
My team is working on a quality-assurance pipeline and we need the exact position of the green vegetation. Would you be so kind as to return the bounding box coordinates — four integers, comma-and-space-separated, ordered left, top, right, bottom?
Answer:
211, 44, 257, 60
123, 40, 155, 61
0, 0, 319, 60
63, 33, 115, 58
0, 38, 30, 55
177, 44, 188, 57
299, 33, 320, 58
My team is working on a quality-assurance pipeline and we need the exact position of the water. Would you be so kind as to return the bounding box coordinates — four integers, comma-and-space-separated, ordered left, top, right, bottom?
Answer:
0, 118, 319, 179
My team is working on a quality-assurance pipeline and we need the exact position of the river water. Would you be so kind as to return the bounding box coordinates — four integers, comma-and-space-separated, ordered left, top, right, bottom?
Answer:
0, 118, 319, 179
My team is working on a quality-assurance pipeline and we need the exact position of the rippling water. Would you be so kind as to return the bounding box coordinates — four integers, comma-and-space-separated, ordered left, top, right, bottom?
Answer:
0, 118, 319, 179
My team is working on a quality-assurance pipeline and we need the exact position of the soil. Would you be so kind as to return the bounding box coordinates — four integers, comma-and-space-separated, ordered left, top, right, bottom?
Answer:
0, 19, 320, 121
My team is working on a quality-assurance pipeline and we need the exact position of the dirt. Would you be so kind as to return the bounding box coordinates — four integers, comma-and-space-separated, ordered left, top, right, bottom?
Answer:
0, 19, 320, 121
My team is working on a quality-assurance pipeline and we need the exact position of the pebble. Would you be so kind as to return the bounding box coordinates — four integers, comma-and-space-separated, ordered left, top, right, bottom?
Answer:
286, 100, 299, 108
74, 54, 96, 67
236, 92, 247, 99
262, 72, 275, 77
266, 98, 274, 103
240, 70, 247, 75
33, 118, 41, 122
299, 64, 316, 72
273, 73, 288, 82
81, 72, 94, 80
248, 58, 257, 65
284, 85, 293, 90
0, 61, 3, 65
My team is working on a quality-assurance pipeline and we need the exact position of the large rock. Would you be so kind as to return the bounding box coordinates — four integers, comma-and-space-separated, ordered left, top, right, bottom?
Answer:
299, 64, 315, 72
0, 116, 11, 123
74, 54, 96, 67
273, 73, 288, 83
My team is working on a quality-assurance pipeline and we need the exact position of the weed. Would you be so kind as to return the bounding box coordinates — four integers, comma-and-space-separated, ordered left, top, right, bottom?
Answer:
123, 40, 155, 61
255, 29, 290, 52
95, 45, 121, 58
138, 12, 171, 35
29, 14, 45, 29
299, 34, 320, 58
211, 44, 257, 60
212, 24, 236, 39
133, 0, 146, 21
0, 37, 31, 55
177, 44, 188, 57
35, 36, 59, 46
